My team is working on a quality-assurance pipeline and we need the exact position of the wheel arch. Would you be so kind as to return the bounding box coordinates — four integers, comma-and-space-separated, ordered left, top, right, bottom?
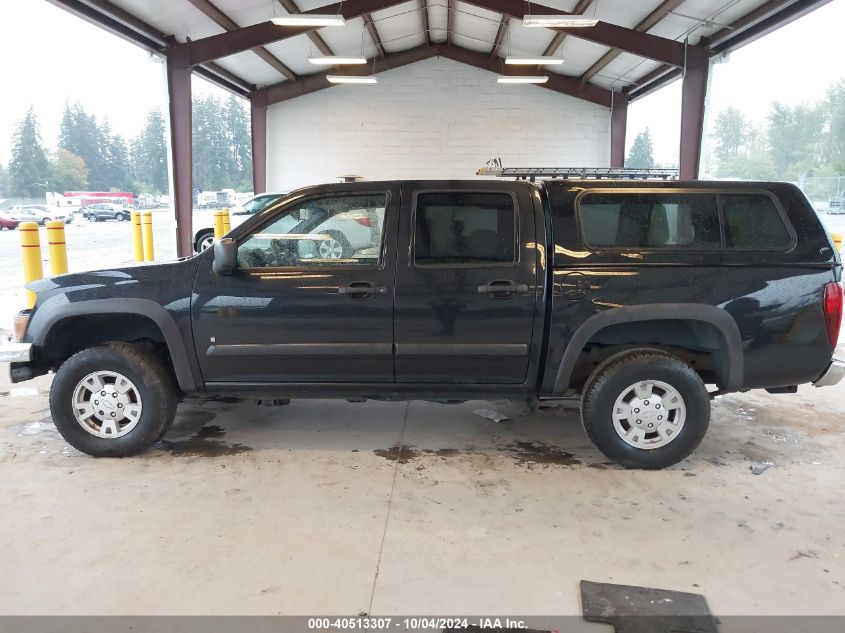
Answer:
554, 304, 743, 394
28, 298, 198, 392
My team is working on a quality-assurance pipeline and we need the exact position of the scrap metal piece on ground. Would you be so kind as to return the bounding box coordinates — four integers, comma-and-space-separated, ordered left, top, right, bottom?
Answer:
473, 408, 511, 423
581, 580, 719, 633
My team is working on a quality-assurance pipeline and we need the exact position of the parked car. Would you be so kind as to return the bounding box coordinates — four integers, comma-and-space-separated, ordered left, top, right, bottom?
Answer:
10, 205, 73, 225
194, 192, 286, 252
83, 203, 130, 222
0, 213, 20, 230
3, 178, 842, 468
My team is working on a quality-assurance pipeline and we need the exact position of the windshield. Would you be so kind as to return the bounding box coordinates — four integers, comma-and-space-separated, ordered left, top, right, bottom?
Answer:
243, 195, 280, 215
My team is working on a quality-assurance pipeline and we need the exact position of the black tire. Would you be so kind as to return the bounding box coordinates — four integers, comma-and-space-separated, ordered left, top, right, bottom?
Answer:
41, 217, 51, 225
195, 230, 214, 253
115, 212, 126, 222
581, 351, 710, 469
50, 342, 178, 457
87, 214, 98, 222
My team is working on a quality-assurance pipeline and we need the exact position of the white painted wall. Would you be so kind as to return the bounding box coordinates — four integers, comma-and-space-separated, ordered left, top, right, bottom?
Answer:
266, 57, 611, 191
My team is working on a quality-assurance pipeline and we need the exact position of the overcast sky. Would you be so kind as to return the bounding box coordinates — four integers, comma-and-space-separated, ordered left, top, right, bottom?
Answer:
0, 1, 843, 166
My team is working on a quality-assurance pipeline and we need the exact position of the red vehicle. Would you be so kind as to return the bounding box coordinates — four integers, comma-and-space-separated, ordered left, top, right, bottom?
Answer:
64, 191, 135, 209
0, 213, 20, 230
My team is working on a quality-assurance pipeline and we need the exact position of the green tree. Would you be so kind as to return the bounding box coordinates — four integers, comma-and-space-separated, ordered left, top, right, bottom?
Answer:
49, 149, 89, 192
224, 94, 252, 190
99, 120, 133, 191
626, 128, 655, 169
59, 102, 105, 189
767, 101, 824, 180
0, 163, 8, 197
8, 108, 50, 197
822, 79, 845, 172
130, 109, 169, 194
192, 95, 231, 191
711, 107, 748, 166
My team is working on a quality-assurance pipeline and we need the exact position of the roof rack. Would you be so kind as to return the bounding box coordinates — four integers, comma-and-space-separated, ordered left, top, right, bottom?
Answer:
477, 158, 679, 182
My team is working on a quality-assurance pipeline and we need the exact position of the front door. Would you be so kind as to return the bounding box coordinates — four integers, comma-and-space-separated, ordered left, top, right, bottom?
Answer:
393, 184, 539, 384
192, 187, 398, 384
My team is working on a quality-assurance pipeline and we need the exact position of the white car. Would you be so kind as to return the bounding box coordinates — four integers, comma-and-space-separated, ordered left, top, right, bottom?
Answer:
9, 205, 72, 225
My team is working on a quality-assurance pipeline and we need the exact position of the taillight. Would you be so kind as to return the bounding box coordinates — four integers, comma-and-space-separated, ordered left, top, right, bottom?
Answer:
14, 311, 30, 342
353, 216, 373, 227
823, 282, 843, 348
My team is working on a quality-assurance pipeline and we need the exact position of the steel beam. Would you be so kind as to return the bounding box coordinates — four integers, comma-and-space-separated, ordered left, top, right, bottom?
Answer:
420, 0, 430, 45
489, 13, 509, 60
251, 93, 268, 194
185, 0, 296, 81
679, 47, 709, 180
166, 47, 194, 258
440, 44, 612, 107
277, 0, 334, 56
446, 0, 454, 45
188, 0, 407, 65
610, 92, 628, 168
363, 13, 385, 57
581, 0, 684, 83
259, 44, 441, 105
464, 0, 689, 67
540, 0, 591, 57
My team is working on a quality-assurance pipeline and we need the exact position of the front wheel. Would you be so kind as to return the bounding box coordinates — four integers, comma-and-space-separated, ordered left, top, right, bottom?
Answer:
87, 214, 98, 222
115, 212, 127, 221
317, 231, 351, 259
50, 343, 178, 457
196, 231, 215, 252
581, 351, 710, 469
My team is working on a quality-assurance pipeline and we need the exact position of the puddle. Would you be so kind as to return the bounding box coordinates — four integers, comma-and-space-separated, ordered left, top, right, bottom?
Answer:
373, 444, 419, 463
503, 441, 582, 467
157, 424, 251, 457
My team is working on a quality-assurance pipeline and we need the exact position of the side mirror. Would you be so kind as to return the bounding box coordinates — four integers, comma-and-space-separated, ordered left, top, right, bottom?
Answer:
212, 238, 237, 275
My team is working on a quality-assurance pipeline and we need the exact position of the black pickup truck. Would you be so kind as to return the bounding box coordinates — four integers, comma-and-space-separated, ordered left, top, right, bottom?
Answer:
2, 177, 842, 468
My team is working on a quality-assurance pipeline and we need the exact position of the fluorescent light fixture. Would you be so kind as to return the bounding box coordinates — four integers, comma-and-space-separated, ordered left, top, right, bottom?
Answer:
326, 75, 377, 84
523, 15, 599, 27
505, 56, 565, 65
271, 14, 346, 27
309, 56, 367, 65
497, 75, 549, 84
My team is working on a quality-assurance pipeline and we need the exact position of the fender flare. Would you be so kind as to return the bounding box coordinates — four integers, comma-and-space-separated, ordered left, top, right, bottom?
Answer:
553, 303, 743, 394
28, 297, 198, 392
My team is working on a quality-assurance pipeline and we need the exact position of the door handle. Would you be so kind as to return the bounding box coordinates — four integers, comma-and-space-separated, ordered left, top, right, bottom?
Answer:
338, 282, 387, 297
478, 280, 529, 297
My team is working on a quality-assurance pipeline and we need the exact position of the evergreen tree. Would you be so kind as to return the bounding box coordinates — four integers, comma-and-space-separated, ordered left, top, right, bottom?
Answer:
711, 107, 748, 165
626, 128, 655, 169
130, 109, 169, 194
225, 94, 252, 190
8, 108, 50, 197
0, 163, 8, 197
822, 80, 845, 172
59, 102, 105, 189
49, 149, 89, 192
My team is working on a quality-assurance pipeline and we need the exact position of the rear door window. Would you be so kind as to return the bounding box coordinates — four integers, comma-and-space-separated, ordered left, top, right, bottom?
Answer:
414, 192, 516, 265
578, 192, 721, 249
721, 194, 792, 250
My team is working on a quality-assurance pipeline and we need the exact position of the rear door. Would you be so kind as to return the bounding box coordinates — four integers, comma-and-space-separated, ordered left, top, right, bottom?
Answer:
393, 182, 540, 384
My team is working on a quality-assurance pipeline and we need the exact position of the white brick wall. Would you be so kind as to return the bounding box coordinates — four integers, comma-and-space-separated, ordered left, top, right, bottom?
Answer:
266, 57, 611, 191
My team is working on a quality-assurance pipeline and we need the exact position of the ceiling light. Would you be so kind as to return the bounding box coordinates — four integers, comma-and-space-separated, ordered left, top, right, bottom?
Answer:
327, 75, 377, 84
497, 75, 549, 84
523, 15, 599, 27
271, 14, 346, 27
505, 56, 565, 65
309, 56, 367, 65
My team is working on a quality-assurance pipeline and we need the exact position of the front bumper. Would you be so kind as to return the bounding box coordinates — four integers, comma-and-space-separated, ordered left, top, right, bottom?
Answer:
814, 358, 845, 388
0, 342, 32, 363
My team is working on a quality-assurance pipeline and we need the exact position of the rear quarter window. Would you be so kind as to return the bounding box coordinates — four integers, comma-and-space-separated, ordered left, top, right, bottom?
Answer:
577, 191, 721, 249
721, 193, 792, 250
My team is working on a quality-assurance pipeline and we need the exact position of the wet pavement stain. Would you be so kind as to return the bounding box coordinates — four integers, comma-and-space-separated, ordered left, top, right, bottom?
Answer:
157, 425, 251, 457
424, 448, 460, 457
373, 444, 420, 463
503, 441, 582, 467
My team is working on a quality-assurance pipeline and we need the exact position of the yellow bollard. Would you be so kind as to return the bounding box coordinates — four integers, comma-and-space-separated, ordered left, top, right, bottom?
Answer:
222, 207, 231, 235
19, 222, 43, 309
832, 232, 842, 253
213, 210, 225, 240
142, 211, 155, 262
45, 221, 68, 276
131, 212, 144, 262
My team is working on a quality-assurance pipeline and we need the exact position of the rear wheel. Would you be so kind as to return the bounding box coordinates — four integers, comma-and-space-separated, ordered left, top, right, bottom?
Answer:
317, 231, 351, 259
581, 351, 710, 469
41, 217, 51, 225
50, 343, 178, 457
87, 214, 98, 222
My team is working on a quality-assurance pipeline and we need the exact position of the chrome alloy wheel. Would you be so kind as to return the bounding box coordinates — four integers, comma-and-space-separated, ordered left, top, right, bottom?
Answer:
611, 379, 686, 449
71, 371, 143, 438
318, 238, 344, 259
199, 234, 215, 251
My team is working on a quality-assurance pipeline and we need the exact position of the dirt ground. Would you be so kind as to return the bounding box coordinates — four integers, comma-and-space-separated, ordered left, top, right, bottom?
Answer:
0, 367, 843, 618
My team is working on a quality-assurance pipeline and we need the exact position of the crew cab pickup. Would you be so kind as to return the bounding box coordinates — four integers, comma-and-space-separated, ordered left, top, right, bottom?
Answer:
3, 178, 842, 468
